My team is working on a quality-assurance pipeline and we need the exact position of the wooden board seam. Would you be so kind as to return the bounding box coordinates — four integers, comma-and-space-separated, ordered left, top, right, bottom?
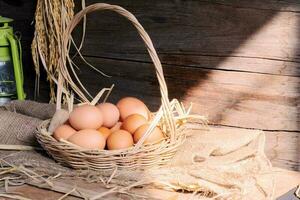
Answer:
79, 54, 300, 78
213, 124, 300, 133
204, 1, 300, 13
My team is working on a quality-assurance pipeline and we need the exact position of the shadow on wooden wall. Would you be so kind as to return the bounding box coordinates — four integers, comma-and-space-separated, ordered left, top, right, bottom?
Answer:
1, 0, 23, 6
71, 1, 300, 170
73, 1, 278, 104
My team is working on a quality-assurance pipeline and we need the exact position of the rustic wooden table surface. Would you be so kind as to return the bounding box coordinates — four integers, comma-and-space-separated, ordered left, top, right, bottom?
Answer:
4, 150, 299, 200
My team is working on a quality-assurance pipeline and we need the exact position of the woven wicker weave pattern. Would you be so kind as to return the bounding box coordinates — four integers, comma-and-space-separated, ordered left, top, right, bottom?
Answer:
36, 120, 186, 170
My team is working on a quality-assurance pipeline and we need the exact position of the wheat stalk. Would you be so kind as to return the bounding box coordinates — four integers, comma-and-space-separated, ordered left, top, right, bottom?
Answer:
31, 0, 108, 103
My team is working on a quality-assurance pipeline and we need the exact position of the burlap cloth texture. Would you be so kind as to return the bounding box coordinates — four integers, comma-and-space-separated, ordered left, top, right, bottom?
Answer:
0, 100, 274, 199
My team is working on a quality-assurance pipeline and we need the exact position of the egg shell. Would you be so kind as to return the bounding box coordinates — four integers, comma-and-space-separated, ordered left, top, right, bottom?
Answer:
107, 130, 134, 150
53, 124, 76, 141
116, 97, 149, 121
121, 114, 147, 134
96, 103, 120, 128
98, 126, 111, 139
69, 105, 103, 130
133, 124, 164, 144
110, 122, 122, 133
68, 129, 106, 150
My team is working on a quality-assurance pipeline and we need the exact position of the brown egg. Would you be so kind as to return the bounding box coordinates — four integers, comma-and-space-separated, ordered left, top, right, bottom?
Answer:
110, 122, 122, 133
116, 97, 149, 121
97, 126, 111, 139
68, 129, 106, 150
133, 124, 164, 144
69, 104, 103, 130
53, 124, 76, 141
96, 103, 120, 128
121, 114, 147, 134
107, 130, 134, 150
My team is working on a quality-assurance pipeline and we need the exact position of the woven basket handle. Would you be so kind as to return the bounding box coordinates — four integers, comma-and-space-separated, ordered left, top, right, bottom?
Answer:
61, 3, 170, 106
59, 3, 176, 136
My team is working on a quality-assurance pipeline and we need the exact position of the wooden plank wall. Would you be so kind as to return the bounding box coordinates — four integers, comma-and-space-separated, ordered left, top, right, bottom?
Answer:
1, 0, 299, 171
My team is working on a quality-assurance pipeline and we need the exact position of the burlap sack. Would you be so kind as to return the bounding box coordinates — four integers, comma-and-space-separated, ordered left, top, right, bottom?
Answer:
0, 100, 72, 174
0, 100, 274, 199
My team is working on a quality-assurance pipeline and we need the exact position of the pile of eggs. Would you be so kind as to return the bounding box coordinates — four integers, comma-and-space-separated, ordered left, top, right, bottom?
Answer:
53, 97, 164, 150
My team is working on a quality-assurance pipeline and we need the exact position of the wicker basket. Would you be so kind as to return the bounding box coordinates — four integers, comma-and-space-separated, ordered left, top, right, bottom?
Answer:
35, 3, 199, 171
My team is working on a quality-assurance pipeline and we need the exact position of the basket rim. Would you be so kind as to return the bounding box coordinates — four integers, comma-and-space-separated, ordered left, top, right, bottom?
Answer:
36, 119, 187, 155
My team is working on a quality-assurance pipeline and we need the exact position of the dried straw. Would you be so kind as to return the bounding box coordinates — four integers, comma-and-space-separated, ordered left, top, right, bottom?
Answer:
0, 193, 32, 200
0, 145, 40, 151
0, 158, 158, 200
